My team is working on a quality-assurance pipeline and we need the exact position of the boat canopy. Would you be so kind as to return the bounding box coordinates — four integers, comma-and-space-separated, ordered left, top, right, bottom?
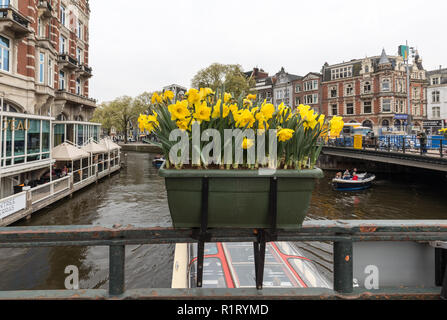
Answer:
99, 138, 121, 151
52, 142, 90, 161
81, 141, 108, 154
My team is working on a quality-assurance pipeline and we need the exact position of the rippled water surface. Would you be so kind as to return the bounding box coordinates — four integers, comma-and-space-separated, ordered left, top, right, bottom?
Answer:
0, 152, 446, 290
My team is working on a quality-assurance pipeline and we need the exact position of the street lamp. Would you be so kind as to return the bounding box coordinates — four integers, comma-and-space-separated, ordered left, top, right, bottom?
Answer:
402, 41, 416, 134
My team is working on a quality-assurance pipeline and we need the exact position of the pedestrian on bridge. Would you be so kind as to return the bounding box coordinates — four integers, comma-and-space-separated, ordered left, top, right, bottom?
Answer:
417, 131, 427, 155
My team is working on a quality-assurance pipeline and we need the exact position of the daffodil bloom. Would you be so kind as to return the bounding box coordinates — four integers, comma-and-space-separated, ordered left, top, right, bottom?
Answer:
329, 116, 344, 137
212, 99, 231, 118
242, 138, 254, 149
224, 92, 232, 103
260, 102, 275, 120
277, 128, 295, 142
151, 92, 162, 104
187, 88, 200, 104
168, 100, 190, 121
246, 94, 257, 100
176, 117, 191, 131
277, 103, 292, 121
193, 101, 211, 122
235, 109, 255, 129
243, 99, 253, 107
138, 112, 159, 133
163, 90, 174, 102
198, 88, 215, 101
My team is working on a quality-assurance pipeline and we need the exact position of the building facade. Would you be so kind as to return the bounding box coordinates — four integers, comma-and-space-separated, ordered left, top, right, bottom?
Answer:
273, 67, 301, 107
321, 49, 427, 133
291, 72, 322, 112
0, 0, 98, 198
426, 67, 447, 133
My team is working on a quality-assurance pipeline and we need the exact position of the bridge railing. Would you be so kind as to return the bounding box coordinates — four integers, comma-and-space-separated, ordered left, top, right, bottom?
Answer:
0, 220, 446, 300
326, 136, 447, 157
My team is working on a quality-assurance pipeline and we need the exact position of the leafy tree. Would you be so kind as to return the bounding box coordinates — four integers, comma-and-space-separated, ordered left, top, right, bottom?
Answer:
191, 63, 255, 98
90, 103, 114, 136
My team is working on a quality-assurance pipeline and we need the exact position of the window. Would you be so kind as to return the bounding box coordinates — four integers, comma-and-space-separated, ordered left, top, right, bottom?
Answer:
295, 96, 300, 106
48, 58, 53, 87
433, 106, 441, 118
432, 77, 440, 85
413, 87, 419, 99
381, 79, 390, 92
413, 105, 420, 116
59, 35, 66, 54
38, 18, 44, 37
304, 94, 318, 104
363, 81, 371, 93
0, 35, 10, 72
345, 83, 353, 96
77, 20, 83, 40
76, 78, 81, 95
365, 66, 369, 73
304, 80, 318, 91
346, 103, 354, 115
295, 85, 301, 93
363, 101, 372, 114
331, 104, 338, 116
77, 47, 82, 64
330, 86, 337, 98
432, 91, 440, 103
331, 66, 353, 80
38, 53, 45, 83
382, 120, 390, 128
382, 99, 391, 112
60, 5, 66, 27
0, 0, 9, 8
59, 70, 65, 90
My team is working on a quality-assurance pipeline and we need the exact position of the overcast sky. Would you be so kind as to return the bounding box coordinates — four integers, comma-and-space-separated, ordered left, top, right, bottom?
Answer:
89, 0, 447, 103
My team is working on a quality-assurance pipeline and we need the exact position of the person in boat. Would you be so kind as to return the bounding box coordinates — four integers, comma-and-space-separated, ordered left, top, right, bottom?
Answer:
343, 169, 351, 180
351, 168, 358, 176
352, 174, 359, 181
335, 172, 342, 179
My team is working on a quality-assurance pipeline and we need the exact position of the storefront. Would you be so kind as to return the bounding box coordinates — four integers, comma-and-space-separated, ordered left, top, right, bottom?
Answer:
53, 121, 101, 147
1, 112, 55, 198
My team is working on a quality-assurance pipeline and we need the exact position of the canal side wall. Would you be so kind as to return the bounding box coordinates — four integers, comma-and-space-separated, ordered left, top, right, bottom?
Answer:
0, 166, 121, 227
118, 143, 162, 153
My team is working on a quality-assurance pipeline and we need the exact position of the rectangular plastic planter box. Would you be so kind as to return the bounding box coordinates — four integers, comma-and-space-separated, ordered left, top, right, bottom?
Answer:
159, 166, 323, 230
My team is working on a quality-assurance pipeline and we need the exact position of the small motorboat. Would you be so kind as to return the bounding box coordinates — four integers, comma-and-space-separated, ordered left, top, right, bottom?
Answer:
152, 156, 165, 169
332, 173, 376, 191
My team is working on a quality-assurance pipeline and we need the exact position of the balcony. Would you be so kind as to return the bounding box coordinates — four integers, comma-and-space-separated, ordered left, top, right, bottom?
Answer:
78, 64, 93, 78
58, 53, 78, 71
55, 90, 97, 108
37, 0, 53, 19
0, 6, 31, 39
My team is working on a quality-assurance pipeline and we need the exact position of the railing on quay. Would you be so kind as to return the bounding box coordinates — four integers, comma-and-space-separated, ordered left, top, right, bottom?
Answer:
0, 220, 446, 300
326, 135, 447, 158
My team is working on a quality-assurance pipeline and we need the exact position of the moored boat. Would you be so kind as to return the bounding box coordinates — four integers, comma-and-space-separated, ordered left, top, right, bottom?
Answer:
152, 157, 165, 169
332, 173, 376, 191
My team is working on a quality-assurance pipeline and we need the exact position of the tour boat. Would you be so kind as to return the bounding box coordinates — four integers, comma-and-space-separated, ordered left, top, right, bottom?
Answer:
152, 157, 165, 169
332, 173, 376, 191
171, 241, 331, 289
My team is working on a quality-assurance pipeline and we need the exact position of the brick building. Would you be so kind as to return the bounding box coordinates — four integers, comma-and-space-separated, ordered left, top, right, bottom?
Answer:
321, 49, 427, 133
291, 72, 322, 112
0, 0, 95, 120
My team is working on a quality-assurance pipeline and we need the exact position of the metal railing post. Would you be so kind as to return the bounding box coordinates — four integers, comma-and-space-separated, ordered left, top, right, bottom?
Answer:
109, 245, 125, 296
440, 138, 443, 158
403, 136, 406, 154
333, 240, 353, 294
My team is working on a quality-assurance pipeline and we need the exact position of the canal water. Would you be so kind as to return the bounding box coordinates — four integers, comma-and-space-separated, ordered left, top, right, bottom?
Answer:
0, 152, 446, 290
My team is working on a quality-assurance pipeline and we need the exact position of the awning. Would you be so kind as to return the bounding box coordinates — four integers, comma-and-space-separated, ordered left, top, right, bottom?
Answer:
99, 138, 121, 151
52, 142, 90, 161
82, 141, 108, 154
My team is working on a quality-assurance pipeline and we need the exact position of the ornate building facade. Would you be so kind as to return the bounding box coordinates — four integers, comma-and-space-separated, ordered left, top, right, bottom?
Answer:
321, 49, 427, 133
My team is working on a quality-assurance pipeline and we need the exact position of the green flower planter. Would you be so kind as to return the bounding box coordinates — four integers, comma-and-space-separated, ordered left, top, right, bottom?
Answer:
159, 165, 323, 230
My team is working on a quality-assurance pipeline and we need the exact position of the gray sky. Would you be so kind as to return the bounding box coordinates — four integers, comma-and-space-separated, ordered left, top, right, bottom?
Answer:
89, 0, 447, 103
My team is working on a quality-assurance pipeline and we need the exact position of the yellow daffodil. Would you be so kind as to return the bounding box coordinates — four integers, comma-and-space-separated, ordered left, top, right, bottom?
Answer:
246, 94, 257, 100
193, 101, 211, 122
212, 99, 231, 118
187, 88, 200, 104
329, 116, 344, 137
176, 118, 191, 131
151, 92, 162, 104
138, 112, 159, 133
260, 101, 275, 120
224, 92, 232, 103
198, 88, 215, 101
277, 128, 294, 142
168, 100, 190, 121
242, 138, 254, 150
235, 109, 255, 129
163, 90, 174, 102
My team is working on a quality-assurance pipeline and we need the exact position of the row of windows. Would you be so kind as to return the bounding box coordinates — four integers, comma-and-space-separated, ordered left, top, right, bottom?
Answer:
328, 78, 409, 98
331, 66, 353, 80
329, 100, 408, 116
